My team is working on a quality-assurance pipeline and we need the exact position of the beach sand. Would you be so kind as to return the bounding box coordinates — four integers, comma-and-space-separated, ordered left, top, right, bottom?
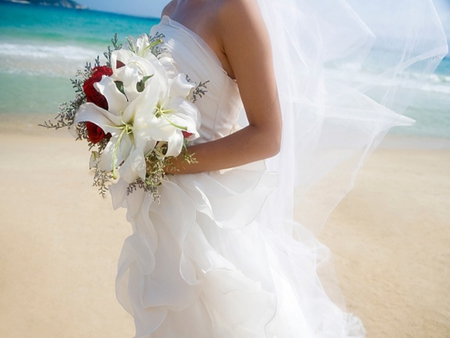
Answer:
322, 144, 450, 337
0, 126, 449, 337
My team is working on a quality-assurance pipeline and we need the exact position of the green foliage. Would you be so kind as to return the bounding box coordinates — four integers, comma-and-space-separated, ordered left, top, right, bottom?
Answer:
104, 34, 122, 68
192, 80, 210, 103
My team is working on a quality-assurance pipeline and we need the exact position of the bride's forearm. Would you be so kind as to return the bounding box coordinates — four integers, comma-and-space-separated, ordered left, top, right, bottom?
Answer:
167, 123, 281, 174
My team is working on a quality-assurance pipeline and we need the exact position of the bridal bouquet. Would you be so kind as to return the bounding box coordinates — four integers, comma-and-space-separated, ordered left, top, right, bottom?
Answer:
41, 34, 206, 200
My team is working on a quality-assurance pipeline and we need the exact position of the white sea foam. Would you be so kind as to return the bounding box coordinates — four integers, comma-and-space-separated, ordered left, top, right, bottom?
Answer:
0, 42, 104, 77
0, 43, 100, 61
421, 83, 450, 94
428, 73, 450, 84
325, 64, 450, 95
6, 0, 31, 4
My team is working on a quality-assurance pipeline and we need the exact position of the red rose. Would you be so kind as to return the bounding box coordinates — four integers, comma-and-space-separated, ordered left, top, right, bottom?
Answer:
86, 122, 110, 144
83, 66, 113, 110
182, 131, 193, 139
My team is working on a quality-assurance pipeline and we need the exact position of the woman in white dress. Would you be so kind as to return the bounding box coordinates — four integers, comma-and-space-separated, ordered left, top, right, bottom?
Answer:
111, 0, 448, 337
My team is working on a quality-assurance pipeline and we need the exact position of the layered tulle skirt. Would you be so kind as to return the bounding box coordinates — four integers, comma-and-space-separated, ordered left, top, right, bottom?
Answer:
110, 160, 365, 338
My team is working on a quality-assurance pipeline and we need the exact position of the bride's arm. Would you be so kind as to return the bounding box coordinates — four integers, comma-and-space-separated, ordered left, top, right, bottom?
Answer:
169, 0, 282, 174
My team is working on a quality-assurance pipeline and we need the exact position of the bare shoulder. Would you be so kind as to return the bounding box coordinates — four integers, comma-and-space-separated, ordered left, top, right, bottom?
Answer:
216, 0, 270, 56
214, 0, 280, 139
217, 0, 265, 31
161, 1, 177, 17
216, 0, 271, 61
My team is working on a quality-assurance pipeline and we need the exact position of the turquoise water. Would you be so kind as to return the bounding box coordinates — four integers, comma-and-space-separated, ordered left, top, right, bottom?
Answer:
0, 2, 449, 139
0, 2, 158, 47
0, 2, 158, 117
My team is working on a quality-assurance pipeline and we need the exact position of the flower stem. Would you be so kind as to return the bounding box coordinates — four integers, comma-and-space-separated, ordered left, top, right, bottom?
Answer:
155, 106, 188, 130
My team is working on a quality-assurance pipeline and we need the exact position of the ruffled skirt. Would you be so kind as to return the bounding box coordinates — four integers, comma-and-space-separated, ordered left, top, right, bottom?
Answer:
110, 161, 365, 338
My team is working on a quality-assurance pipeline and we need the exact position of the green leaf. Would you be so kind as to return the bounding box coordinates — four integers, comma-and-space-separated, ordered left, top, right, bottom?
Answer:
115, 81, 125, 95
136, 75, 153, 92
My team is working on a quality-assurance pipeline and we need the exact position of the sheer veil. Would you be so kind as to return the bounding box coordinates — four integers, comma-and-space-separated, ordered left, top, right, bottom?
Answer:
250, 0, 447, 334
256, 0, 447, 233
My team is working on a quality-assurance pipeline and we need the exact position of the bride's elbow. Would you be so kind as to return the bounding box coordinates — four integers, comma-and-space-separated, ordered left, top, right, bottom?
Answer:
268, 137, 281, 158
261, 129, 281, 158
264, 110, 282, 158
248, 119, 282, 159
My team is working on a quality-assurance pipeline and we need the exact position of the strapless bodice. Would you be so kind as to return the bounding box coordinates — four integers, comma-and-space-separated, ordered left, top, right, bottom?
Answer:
150, 16, 243, 145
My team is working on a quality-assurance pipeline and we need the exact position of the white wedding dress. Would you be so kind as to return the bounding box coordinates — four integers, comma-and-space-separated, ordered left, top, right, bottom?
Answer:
110, 2, 447, 337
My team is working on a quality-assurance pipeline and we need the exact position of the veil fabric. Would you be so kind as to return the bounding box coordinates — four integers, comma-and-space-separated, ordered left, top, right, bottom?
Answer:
256, 0, 447, 233
251, 0, 447, 330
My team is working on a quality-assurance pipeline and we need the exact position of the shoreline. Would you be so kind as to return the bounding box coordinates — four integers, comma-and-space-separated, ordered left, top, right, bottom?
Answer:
379, 133, 450, 149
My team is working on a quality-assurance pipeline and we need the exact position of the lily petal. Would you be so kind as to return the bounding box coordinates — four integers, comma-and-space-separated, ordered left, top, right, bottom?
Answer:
164, 97, 200, 138
111, 50, 134, 77
121, 56, 160, 101
99, 132, 133, 173
75, 103, 122, 134
169, 73, 195, 98
165, 129, 184, 157
94, 76, 128, 115
144, 118, 176, 142
119, 144, 146, 183
122, 78, 160, 125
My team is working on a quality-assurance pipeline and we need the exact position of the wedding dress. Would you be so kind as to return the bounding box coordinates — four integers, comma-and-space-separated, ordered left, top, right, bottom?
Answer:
110, 1, 447, 337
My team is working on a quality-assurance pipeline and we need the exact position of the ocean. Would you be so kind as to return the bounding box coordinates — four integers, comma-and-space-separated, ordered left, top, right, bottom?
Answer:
0, 2, 158, 122
0, 1, 449, 139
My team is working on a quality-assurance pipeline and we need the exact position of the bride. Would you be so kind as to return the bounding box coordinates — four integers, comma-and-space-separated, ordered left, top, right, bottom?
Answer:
112, 0, 447, 337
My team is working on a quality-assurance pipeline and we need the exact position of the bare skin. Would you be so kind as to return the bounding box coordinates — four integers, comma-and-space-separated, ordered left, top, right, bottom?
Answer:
162, 0, 282, 174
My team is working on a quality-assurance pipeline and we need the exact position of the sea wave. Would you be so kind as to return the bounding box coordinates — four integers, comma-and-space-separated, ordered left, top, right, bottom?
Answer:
427, 73, 450, 84
325, 64, 450, 95
0, 42, 101, 61
0, 42, 103, 77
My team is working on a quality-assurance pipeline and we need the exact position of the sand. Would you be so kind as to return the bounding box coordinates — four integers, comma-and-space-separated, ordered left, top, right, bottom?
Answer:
0, 126, 449, 337
322, 145, 450, 337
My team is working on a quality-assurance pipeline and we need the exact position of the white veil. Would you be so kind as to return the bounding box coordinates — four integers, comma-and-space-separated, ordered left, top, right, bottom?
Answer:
257, 0, 447, 233
253, 0, 447, 334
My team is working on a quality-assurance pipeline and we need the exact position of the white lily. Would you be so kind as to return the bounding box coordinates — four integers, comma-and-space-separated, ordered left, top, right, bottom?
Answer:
127, 34, 157, 58
75, 51, 200, 185
127, 34, 179, 78
111, 49, 168, 102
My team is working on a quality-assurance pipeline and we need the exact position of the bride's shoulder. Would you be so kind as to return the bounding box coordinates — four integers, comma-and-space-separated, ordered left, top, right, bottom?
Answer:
161, 1, 176, 17
218, 0, 259, 15
217, 0, 264, 29
216, 0, 268, 41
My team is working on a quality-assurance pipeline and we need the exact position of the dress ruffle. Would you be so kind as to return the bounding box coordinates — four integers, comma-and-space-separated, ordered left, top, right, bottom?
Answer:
112, 161, 366, 337
112, 161, 290, 337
